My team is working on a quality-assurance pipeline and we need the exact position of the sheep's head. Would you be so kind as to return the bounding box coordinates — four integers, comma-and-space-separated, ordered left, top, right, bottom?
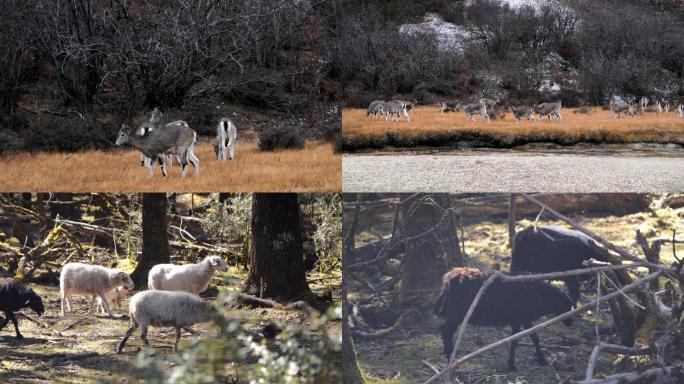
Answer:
207, 256, 228, 272
110, 270, 134, 291
115, 124, 132, 146
25, 290, 44, 316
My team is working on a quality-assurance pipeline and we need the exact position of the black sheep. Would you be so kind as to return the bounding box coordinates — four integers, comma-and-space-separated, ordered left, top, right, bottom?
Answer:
434, 267, 573, 371
0, 278, 45, 339
511, 226, 611, 304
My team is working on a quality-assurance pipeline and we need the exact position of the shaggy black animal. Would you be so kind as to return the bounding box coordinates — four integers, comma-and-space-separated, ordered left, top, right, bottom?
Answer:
511, 226, 611, 304
434, 267, 573, 371
0, 278, 45, 339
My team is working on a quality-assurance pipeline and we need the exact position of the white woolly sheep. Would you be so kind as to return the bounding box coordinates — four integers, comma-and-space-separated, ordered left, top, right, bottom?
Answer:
147, 255, 228, 294
93, 285, 131, 316
116, 290, 213, 353
60, 262, 134, 317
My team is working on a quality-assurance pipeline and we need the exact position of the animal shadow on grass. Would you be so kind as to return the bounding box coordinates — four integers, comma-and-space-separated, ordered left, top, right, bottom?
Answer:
0, 335, 44, 345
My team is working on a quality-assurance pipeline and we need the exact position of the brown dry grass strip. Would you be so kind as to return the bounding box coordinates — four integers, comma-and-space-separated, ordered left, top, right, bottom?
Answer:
343, 106, 684, 147
0, 140, 340, 192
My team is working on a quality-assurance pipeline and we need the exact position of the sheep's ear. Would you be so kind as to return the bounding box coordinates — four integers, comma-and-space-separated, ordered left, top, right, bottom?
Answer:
210, 258, 219, 266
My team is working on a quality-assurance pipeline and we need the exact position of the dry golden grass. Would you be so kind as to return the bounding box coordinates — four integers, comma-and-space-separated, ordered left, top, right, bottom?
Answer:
343, 106, 684, 148
0, 140, 340, 192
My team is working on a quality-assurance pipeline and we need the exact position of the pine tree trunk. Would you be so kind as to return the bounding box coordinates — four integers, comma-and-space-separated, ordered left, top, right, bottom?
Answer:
398, 194, 463, 310
243, 193, 312, 300
130, 193, 169, 288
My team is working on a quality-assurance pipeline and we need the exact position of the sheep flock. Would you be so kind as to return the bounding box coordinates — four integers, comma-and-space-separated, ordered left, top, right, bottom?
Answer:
0, 255, 227, 353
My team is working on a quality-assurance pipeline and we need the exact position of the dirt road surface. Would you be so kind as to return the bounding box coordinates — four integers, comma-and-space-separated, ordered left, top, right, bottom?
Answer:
343, 151, 684, 192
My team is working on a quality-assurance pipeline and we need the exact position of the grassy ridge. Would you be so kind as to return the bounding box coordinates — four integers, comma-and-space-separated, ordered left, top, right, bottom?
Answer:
0, 140, 340, 192
342, 107, 684, 152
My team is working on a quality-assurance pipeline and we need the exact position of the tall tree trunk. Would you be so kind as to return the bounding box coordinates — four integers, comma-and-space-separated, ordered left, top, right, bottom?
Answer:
398, 194, 463, 310
343, 195, 365, 384
243, 193, 312, 301
130, 193, 169, 288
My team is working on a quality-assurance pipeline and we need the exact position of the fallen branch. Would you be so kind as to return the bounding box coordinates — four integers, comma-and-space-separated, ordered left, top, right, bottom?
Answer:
575, 364, 684, 384
424, 270, 663, 384
585, 342, 652, 381
232, 293, 283, 309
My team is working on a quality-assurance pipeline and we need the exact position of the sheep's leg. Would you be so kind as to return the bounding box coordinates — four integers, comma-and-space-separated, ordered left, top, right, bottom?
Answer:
565, 277, 581, 305
60, 290, 66, 316
148, 158, 156, 177
140, 325, 149, 346
188, 149, 199, 175
508, 323, 521, 371
116, 324, 137, 353
526, 322, 547, 366
228, 140, 234, 160
97, 291, 115, 318
60, 290, 71, 315
7, 312, 23, 339
0, 311, 9, 332
180, 149, 191, 177
159, 156, 168, 178
182, 326, 198, 336
438, 319, 460, 360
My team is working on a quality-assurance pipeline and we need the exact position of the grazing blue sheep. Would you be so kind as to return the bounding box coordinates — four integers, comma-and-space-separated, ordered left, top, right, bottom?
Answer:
511, 225, 611, 303
434, 267, 573, 371
0, 278, 45, 339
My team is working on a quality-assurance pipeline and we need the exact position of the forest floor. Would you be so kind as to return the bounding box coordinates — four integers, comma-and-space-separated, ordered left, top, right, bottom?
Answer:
349, 204, 684, 383
342, 107, 684, 151
0, 140, 340, 192
0, 267, 342, 383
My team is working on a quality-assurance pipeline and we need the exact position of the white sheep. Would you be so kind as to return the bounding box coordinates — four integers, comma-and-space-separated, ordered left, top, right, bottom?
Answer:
92, 286, 131, 316
147, 255, 228, 294
115, 290, 213, 353
59, 262, 134, 317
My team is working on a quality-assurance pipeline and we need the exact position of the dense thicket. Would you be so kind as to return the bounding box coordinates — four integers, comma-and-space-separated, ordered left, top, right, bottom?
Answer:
0, 0, 337, 151
329, 0, 684, 107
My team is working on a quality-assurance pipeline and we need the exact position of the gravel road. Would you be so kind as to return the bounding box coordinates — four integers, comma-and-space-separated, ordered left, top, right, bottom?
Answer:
343, 151, 684, 192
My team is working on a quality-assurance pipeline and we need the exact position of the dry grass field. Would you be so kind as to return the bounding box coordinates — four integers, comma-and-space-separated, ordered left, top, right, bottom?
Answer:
342, 106, 684, 150
0, 140, 340, 192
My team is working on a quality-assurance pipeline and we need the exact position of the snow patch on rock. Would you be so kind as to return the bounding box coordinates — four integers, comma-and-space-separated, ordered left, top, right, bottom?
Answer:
399, 14, 469, 52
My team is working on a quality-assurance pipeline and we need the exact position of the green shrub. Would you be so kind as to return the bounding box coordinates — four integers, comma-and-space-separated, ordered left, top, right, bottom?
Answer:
135, 300, 342, 384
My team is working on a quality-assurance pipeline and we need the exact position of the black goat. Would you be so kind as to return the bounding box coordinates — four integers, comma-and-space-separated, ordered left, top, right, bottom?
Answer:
434, 267, 573, 371
511, 226, 611, 304
0, 278, 45, 339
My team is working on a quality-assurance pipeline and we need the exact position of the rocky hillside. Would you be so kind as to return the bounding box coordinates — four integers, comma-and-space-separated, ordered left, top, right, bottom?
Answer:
331, 0, 684, 107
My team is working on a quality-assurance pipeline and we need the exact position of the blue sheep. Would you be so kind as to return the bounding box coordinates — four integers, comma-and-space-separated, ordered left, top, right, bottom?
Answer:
434, 267, 573, 371
0, 278, 45, 339
511, 226, 611, 304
